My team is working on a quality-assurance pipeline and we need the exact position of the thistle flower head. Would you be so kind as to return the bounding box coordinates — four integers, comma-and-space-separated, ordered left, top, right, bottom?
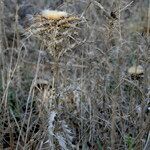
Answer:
26, 9, 81, 57
128, 65, 144, 75
128, 65, 144, 80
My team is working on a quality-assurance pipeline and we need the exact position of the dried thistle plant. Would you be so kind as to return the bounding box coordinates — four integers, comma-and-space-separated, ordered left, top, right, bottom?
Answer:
26, 9, 82, 106
25, 10, 82, 149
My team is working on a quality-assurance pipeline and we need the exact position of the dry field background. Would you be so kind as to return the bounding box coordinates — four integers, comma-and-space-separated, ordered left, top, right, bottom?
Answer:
0, 0, 150, 149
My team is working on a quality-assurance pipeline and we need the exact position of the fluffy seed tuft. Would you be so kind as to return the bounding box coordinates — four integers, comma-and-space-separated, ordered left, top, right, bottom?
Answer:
41, 10, 68, 20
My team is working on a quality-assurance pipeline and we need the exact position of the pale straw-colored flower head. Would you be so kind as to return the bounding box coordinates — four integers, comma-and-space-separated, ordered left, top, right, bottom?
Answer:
128, 65, 144, 80
26, 9, 81, 57
128, 65, 144, 75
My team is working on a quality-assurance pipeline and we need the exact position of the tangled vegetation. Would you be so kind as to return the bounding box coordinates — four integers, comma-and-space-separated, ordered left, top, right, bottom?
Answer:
0, 0, 149, 149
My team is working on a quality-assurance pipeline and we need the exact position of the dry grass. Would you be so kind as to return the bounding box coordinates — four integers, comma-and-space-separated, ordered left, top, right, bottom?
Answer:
0, 0, 150, 149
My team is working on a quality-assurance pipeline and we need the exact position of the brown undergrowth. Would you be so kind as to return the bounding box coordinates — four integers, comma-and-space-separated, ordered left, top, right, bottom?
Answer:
0, 0, 149, 149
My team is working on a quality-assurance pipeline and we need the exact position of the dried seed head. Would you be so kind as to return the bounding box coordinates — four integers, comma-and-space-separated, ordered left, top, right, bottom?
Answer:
128, 65, 144, 80
128, 65, 144, 75
41, 10, 68, 20
26, 9, 81, 57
